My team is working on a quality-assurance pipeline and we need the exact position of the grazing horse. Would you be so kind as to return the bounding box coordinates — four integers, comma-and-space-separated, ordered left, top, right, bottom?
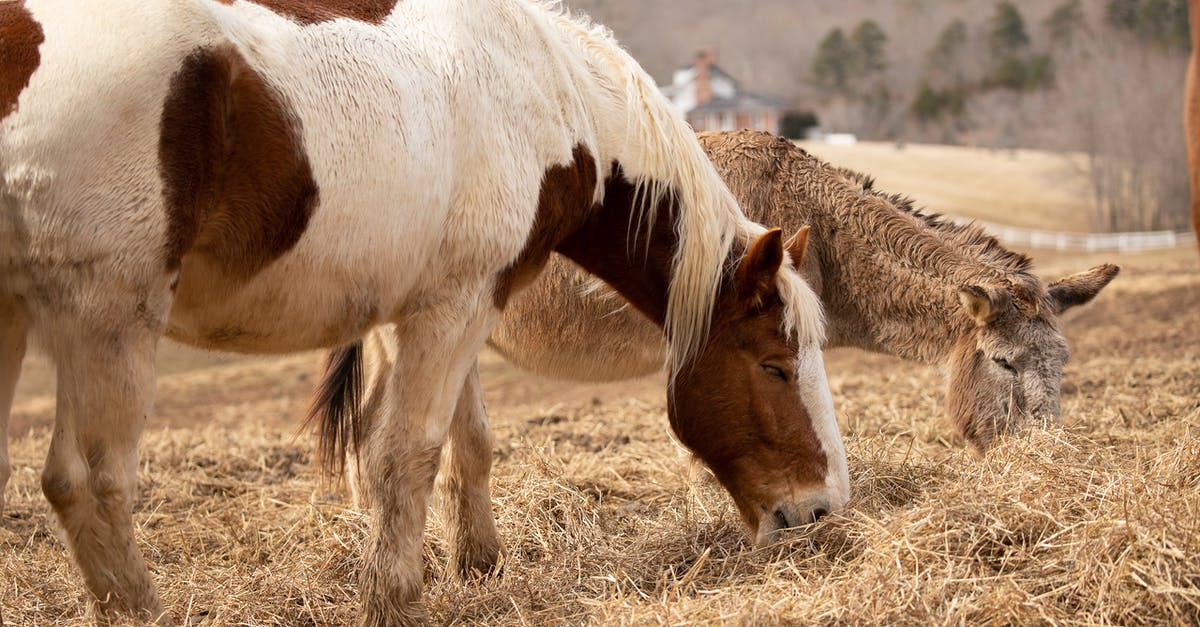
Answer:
0, 1, 844, 624
1187, 0, 1200, 253
475, 132, 1116, 450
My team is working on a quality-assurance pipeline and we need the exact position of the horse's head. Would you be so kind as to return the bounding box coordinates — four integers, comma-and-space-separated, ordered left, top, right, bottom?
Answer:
947, 264, 1119, 450
668, 227, 849, 546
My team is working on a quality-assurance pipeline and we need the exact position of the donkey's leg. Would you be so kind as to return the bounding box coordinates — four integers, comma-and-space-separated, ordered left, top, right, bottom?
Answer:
358, 305, 496, 627
443, 361, 501, 577
40, 322, 165, 624
0, 302, 28, 517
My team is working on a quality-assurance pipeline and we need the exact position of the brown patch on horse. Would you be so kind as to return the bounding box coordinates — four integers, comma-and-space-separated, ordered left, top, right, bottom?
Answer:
0, 1, 44, 120
215, 0, 398, 26
158, 44, 318, 275
493, 145, 598, 308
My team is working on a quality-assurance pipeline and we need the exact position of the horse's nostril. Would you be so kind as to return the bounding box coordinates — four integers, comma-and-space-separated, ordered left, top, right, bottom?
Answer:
773, 508, 790, 530
811, 507, 829, 522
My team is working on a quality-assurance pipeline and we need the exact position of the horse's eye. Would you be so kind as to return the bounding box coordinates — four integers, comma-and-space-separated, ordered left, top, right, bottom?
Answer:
761, 364, 789, 382
993, 358, 1017, 374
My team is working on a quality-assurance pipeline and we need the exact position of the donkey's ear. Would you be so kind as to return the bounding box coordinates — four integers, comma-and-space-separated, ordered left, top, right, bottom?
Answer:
785, 226, 810, 269
958, 285, 1011, 326
737, 228, 784, 303
1047, 264, 1119, 314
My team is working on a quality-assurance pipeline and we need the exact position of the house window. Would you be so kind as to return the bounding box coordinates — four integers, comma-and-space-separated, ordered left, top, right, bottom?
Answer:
720, 112, 734, 131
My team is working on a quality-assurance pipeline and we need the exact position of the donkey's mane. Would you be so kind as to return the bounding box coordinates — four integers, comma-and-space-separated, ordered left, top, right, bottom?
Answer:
722, 131, 1043, 314
828, 163, 1045, 313
841, 167, 1034, 276
546, 5, 825, 363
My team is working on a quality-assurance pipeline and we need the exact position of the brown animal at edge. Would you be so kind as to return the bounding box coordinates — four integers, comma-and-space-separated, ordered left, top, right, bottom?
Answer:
487, 131, 1119, 452
1186, 0, 1200, 254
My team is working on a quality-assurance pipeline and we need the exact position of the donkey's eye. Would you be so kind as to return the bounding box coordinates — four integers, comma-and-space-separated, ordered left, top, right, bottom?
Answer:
993, 358, 1017, 374
761, 364, 789, 382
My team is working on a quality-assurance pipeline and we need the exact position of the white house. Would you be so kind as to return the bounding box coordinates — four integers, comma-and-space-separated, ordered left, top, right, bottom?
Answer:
660, 51, 789, 134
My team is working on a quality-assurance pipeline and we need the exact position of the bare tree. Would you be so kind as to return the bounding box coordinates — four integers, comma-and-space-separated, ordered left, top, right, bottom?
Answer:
1056, 34, 1189, 231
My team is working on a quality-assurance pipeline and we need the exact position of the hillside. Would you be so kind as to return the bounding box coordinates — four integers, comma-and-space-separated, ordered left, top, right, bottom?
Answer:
567, 0, 1088, 102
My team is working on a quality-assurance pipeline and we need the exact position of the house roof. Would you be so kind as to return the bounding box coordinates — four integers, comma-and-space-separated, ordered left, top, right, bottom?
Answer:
672, 63, 739, 88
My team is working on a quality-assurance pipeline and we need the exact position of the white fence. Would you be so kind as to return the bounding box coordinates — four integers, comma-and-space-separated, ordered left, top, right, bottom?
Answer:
958, 219, 1196, 253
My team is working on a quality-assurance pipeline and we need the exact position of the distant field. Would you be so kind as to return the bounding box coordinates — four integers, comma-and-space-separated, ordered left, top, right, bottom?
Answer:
798, 140, 1095, 232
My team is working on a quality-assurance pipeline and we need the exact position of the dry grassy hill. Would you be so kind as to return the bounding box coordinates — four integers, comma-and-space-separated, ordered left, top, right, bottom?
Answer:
2, 144, 1198, 624
798, 141, 1095, 232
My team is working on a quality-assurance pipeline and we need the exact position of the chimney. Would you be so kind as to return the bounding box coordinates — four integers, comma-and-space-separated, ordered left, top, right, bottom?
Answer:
694, 50, 715, 106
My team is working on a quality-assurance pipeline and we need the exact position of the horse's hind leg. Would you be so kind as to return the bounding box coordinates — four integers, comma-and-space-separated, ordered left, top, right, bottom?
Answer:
40, 319, 165, 623
443, 361, 501, 577
0, 301, 28, 517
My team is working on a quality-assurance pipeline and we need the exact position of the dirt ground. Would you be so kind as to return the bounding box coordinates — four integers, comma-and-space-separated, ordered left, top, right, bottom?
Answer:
2, 243, 1197, 625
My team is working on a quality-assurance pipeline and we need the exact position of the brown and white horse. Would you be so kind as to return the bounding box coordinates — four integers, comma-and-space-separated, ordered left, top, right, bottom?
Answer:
1187, 0, 1200, 253
0, 1, 843, 624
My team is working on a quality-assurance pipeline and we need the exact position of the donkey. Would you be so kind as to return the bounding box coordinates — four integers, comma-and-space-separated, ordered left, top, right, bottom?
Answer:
0, 2, 844, 624
1186, 0, 1200, 253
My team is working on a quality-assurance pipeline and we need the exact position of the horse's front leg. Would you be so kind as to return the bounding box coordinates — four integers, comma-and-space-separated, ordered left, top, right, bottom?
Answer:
358, 302, 496, 627
443, 361, 501, 577
39, 314, 166, 624
0, 300, 28, 517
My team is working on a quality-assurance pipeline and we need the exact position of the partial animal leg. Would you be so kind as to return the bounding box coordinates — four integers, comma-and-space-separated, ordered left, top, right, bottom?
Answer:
442, 361, 501, 577
358, 303, 496, 627
0, 301, 28, 517
39, 321, 166, 624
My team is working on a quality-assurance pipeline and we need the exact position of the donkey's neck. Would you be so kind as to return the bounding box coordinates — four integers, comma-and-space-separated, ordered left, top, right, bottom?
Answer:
705, 135, 1034, 364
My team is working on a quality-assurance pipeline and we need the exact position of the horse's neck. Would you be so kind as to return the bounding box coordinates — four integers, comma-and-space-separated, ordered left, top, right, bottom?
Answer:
553, 169, 677, 329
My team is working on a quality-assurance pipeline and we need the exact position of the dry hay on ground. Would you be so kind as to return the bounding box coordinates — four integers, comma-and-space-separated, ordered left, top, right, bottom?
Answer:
1, 248, 1197, 625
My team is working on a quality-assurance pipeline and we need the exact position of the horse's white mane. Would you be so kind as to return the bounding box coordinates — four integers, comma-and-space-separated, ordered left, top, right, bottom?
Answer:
540, 1, 825, 365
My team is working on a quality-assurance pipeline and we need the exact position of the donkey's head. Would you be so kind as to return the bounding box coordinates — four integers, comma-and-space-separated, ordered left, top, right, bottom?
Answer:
948, 264, 1119, 451
668, 227, 849, 545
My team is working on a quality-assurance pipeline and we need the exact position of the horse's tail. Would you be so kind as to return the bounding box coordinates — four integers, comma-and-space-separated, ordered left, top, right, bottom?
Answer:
303, 341, 365, 482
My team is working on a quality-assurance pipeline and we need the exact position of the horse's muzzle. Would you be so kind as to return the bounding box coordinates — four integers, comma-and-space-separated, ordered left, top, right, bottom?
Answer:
755, 496, 832, 546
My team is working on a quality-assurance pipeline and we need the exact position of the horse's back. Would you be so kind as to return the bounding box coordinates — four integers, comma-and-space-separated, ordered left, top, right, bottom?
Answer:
3, 0, 602, 353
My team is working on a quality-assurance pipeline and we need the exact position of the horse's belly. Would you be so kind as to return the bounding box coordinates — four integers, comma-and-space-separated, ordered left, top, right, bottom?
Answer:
166, 252, 410, 354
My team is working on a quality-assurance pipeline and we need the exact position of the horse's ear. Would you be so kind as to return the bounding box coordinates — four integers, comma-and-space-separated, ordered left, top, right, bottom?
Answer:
1047, 264, 1119, 314
958, 285, 1010, 326
737, 228, 784, 303
785, 226, 810, 269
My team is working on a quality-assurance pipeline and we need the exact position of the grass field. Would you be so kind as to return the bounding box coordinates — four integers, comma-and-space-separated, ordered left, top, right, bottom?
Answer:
1, 145, 1198, 625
